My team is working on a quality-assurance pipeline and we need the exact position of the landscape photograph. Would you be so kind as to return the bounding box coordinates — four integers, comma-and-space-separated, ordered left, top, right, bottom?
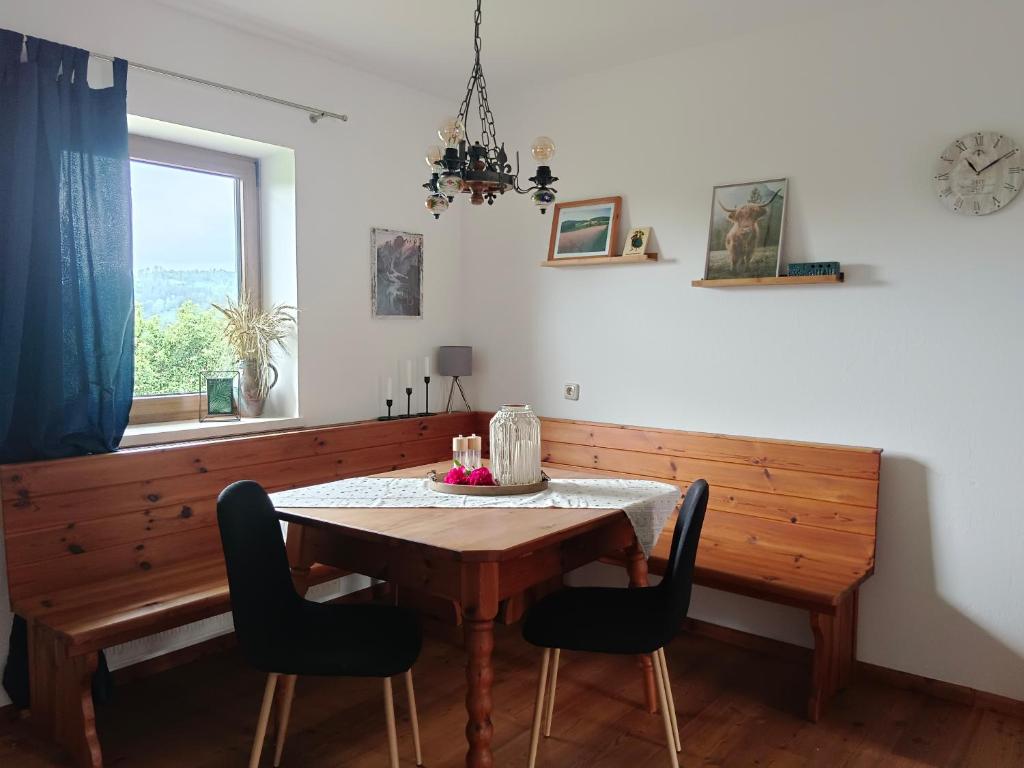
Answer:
553, 203, 615, 257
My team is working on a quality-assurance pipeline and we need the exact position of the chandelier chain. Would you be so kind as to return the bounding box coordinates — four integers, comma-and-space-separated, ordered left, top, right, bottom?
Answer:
456, 0, 500, 163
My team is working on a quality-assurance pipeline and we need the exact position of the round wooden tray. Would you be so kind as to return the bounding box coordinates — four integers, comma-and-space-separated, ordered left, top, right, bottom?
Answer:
426, 471, 549, 497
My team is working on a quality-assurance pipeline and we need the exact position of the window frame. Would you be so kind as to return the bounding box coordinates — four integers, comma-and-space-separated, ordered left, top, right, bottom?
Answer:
128, 135, 262, 424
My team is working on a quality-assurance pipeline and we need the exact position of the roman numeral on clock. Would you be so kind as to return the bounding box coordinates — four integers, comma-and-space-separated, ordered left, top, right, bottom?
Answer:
1010, 167, 1022, 174
1005, 183, 1017, 192
994, 135, 1004, 149
974, 134, 984, 147
953, 197, 964, 210
992, 196, 1002, 208
955, 140, 968, 152
936, 172, 950, 181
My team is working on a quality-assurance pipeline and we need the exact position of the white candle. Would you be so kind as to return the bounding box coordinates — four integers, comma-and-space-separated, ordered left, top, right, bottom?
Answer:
423, 355, 431, 378
385, 377, 393, 399
405, 360, 413, 388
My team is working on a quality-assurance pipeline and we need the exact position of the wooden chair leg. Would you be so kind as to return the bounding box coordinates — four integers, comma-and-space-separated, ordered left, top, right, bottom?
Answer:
656, 649, 681, 752
405, 669, 423, 766
652, 652, 680, 768
383, 677, 400, 768
543, 648, 560, 738
808, 591, 857, 721
528, 649, 552, 768
250, 674, 279, 768
272, 675, 297, 767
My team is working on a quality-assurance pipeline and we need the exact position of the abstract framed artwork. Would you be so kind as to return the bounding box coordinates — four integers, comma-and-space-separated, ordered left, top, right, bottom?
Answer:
705, 179, 788, 280
547, 196, 622, 261
371, 228, 424, 317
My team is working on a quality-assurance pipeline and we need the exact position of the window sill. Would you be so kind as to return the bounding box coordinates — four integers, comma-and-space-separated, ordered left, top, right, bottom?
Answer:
121, 416, 306, 448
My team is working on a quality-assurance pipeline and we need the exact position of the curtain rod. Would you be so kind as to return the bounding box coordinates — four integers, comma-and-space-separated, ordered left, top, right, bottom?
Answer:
90, 52, 348, 124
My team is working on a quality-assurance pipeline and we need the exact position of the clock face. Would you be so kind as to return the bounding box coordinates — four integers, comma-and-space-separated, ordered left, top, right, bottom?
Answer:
934, 131, 1022, 215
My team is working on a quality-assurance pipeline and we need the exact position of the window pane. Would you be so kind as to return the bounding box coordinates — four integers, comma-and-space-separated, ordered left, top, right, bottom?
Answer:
130, 160, 240, 396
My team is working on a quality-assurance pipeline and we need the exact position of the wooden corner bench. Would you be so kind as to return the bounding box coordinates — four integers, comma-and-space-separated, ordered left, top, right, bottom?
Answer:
0, 413, 474, 768
519, 415, 881, 722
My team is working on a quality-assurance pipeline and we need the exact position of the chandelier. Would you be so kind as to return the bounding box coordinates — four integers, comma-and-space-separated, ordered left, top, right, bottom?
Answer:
422, 0, 558, 219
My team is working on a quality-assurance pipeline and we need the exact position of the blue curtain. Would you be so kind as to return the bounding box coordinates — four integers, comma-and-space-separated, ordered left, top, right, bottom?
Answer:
0, 29, 134, 463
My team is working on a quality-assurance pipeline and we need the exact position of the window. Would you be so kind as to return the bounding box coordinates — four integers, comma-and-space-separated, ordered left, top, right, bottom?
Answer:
128, 137, 260, 424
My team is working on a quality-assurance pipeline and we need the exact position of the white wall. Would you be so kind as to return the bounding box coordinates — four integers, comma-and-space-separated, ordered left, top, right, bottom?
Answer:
461, 0, 1024, 701
0, 0, 465, 705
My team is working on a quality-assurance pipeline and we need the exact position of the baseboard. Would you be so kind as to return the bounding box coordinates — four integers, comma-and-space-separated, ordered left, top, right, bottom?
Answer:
683, 617, 1024, 720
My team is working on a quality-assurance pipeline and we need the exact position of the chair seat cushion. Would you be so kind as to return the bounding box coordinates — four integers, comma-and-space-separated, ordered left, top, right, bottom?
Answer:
522, 585, 674, 655
257, 602, 422, 678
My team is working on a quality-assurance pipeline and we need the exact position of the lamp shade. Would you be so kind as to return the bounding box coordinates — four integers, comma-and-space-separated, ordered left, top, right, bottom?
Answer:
438, 346, 472, 377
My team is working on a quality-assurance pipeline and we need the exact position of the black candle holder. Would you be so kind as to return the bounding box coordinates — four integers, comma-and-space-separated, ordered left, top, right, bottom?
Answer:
418, 376, 434, 416
377, 398, 395, 421
401, 387, 413, 418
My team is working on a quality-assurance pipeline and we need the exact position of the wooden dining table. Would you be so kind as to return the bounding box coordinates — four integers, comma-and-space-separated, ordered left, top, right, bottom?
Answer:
276, 461, 663, 768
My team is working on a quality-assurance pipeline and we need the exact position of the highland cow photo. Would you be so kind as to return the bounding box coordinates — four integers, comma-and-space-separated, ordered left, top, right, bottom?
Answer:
371, 228, 423, 317
705, 179, 787, 279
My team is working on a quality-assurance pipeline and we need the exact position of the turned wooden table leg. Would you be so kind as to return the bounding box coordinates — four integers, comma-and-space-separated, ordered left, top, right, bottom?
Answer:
625, 543, 658, 714
462, 562, 500, 768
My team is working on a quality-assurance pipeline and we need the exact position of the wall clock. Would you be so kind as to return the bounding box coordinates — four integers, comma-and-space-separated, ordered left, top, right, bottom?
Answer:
934, 131, 1022, 215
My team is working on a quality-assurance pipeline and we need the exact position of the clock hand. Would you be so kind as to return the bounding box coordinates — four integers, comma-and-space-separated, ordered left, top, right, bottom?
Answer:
965, 156, 983, 175
975, 149, 1017, 175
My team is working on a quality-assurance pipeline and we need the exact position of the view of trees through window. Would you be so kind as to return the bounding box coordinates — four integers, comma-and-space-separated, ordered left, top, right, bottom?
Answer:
130, 159, 240, 396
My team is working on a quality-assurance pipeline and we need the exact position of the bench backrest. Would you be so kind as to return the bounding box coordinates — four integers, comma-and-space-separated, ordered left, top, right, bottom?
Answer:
0, 414, 473, 609
478, 415, 882, 564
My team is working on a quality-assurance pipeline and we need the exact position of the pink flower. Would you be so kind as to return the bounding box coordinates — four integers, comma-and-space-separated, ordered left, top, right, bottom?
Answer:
467, 467, 495, 486
444, 466, 469, 485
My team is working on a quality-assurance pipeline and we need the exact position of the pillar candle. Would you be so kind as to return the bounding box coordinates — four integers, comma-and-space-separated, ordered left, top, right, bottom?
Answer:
405, 360, 413, 388
423, 355, 431, 378
385, 377, 393, 399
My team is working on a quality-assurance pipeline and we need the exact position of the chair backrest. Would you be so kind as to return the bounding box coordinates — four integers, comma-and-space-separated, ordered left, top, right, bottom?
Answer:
659, 479, 709, 625
217, 480, 302, 666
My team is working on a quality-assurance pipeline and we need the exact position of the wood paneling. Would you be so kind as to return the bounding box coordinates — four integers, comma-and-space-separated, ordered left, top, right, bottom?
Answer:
1, 414, 475, 605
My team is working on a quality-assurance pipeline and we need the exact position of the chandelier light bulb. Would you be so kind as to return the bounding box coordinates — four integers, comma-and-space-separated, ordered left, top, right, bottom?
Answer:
438, 117, 466, 147
425, 194, 449, 218
425, 144, 444, 167
531, 136, 556, 163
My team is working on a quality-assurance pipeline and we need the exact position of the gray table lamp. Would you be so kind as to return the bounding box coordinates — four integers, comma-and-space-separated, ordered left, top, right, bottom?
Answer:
438, 346, 472, 412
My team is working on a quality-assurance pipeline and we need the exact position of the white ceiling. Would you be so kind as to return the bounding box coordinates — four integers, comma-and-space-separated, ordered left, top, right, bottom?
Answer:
160, 0, 852, 99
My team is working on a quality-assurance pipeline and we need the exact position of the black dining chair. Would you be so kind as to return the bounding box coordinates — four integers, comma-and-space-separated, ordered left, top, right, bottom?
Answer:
521, 479, 709, 768
217, 480, 424, 768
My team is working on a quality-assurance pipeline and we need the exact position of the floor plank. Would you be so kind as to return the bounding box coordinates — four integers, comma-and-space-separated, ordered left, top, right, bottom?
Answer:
1, 626, 1020, 767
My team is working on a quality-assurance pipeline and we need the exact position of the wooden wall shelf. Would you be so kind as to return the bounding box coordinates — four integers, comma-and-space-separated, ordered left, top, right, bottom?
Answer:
692, 274, 844, 287
542, 253, 658, 267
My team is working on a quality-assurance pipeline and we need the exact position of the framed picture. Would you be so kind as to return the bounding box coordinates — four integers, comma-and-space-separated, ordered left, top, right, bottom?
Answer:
199, 371, 240, 422
705, 179, 787, 280
623, 226, 651, 257
372, 228, 423, 317
547, 196, 622, 261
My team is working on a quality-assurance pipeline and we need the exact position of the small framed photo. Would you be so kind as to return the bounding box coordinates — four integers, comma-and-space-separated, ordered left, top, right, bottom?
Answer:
547, 196, 622, 261
200, 371, 240, 422
705, 179, 787, 280
372, 228, 423, 317
622, 227, 651, 257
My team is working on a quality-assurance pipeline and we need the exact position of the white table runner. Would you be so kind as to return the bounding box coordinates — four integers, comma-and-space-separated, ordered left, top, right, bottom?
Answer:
271, 477, 681, 557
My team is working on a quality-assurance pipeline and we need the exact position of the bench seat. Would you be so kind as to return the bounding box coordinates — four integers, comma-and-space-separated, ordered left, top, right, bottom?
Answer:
16, 559, 346, 658
656, 509, 875, 613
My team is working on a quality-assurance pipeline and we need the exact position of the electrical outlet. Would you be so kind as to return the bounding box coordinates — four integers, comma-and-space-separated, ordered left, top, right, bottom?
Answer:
564, 383, 580, 401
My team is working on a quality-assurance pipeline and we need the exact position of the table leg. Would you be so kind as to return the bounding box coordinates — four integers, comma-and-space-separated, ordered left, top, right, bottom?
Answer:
626, 543, 659, 714
463, 563, 500, 768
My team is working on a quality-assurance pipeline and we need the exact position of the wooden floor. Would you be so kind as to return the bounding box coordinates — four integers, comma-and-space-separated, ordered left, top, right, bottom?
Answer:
2, 625, 1021, 767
